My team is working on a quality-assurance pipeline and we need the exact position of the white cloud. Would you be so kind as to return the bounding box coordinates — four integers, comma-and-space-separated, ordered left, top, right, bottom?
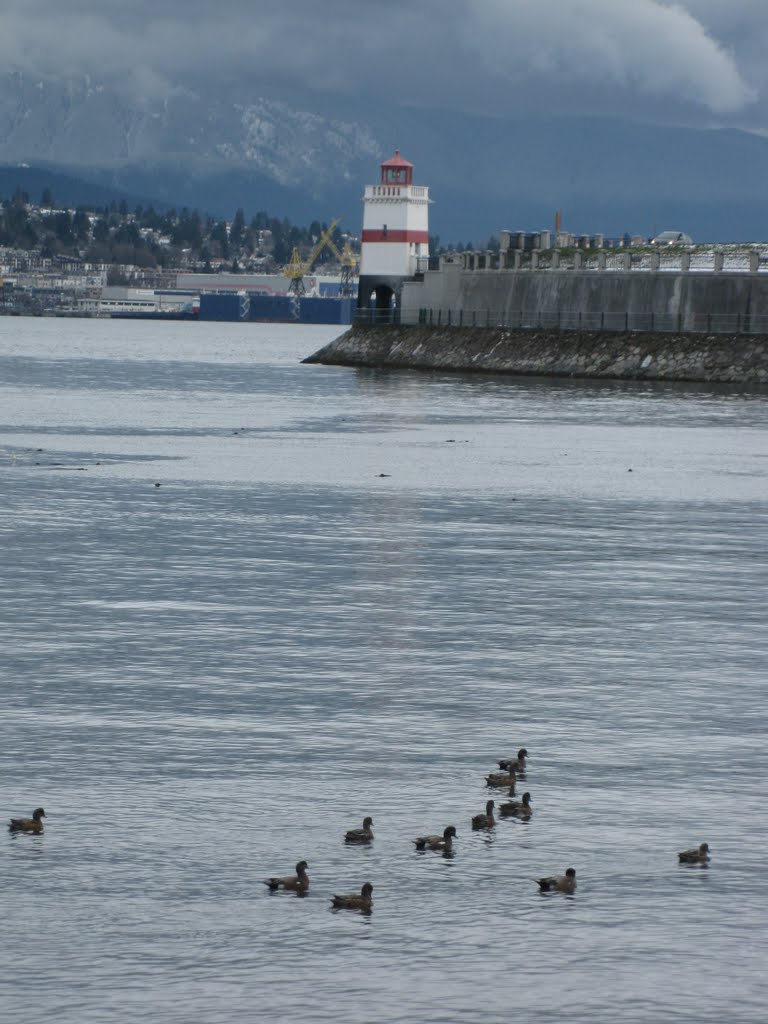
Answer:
0, 1, 760, 123
466, 1, 754, 115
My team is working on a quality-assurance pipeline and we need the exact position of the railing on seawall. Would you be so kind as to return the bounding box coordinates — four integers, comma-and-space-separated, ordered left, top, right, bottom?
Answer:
355, 308, 403, 326
353, 307, 768, 335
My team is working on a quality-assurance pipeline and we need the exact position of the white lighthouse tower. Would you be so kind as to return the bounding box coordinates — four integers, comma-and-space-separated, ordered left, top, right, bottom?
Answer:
357, 150, 430, 319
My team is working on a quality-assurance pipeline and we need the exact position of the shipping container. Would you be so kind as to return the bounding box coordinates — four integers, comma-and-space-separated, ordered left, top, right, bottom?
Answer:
199, 292, 352, 324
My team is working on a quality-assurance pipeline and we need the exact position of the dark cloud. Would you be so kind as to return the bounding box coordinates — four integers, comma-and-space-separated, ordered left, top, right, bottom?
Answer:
0, 2, 762, 125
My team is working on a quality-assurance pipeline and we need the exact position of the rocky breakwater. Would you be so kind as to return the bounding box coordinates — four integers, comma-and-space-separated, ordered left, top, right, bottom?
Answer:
303, 325, 768, 384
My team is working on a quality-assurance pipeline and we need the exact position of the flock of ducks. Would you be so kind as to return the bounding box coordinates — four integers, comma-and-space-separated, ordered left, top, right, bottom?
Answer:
482, 748, 578, 894
9, 754, 711, 909
257, 749, 581, 906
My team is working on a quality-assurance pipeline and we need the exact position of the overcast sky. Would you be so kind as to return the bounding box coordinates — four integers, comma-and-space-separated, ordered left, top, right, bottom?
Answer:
3, 1, 767, 130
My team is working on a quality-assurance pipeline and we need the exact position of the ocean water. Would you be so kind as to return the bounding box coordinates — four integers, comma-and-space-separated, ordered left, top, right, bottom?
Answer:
1, 317, 766, 1023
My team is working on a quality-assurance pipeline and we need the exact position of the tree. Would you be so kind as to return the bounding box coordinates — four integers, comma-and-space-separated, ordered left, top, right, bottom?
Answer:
200, 250, 213, 273
207, 221, 229, 260
40, 187, 54, 208
230, 208, 245, 247
142, 206, 162, 230
73, 210, 91, 245
113, 221, 141, 247
271, 235, 291, 265
92, 218, 110, 244
51, 211, 75, 247
170, 210, 203, 251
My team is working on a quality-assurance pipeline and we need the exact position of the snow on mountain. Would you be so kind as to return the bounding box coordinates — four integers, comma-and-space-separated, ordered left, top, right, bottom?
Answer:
5, 70, 768, 241
0, 72, 382, 192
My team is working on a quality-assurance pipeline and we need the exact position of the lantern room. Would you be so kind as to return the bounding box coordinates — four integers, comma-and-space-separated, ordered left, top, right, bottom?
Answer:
380, 150, 414, 187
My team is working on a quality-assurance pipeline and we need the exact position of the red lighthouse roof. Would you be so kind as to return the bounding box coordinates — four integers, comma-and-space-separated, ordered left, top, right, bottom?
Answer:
380, 150, 414, 185
382, 149, 414, 169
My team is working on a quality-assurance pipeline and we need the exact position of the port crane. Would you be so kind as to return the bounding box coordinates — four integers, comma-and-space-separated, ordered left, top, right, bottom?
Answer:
283, 218, 358, 297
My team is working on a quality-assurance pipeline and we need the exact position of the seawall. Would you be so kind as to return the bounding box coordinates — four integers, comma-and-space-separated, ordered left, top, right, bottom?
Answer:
303, 325, 768, 384
400, 267, 768, 327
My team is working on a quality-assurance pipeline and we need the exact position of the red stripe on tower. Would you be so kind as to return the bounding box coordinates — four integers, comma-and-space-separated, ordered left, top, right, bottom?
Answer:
361, 229, 430, 244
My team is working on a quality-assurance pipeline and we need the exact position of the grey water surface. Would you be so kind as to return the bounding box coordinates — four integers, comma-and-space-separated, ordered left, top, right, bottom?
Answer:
1, 318, 766, 1023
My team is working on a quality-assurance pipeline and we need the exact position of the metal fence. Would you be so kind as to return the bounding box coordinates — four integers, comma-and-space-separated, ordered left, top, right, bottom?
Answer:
354, 307, 768, 335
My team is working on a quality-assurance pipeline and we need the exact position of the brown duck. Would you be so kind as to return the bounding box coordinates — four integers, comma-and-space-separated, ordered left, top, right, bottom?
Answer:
537, 867, 576, 894
264, 860, 309, 892
485, 766, 516, 789
471, 800, 495, 830
344, 817, 374, 844
678, 843, 710, 864
500, 792, 532, 818
414, 825, 457, 852
9, 807, 45, 833
497, 748, 528, 773
331, 882, 373, 911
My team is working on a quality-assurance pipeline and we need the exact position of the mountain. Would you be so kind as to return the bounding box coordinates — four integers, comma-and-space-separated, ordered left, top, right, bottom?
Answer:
0, 164, 161, 212
0, 72, 381, 225
3, 71, 768, 243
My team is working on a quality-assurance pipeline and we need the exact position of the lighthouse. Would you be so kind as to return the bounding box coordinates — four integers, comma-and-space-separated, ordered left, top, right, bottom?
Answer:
357, 150, 430, 320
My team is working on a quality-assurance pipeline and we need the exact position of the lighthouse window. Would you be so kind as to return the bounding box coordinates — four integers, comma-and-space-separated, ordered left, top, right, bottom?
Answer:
383, 224, 388, 238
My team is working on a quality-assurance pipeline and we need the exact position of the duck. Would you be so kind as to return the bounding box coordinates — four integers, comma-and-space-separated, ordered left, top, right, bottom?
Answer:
497, 748, 528, 773
500, 792, 532, 818
331, 882, 373, 912
678, 842, 710, 864
9, 807, 45, 833
414, 825, 457, 852
264, 860, 309, 892
344, 816, 374, 844
485, 766, 516, 789
537, 867, 576, 894
471, 800, 495, 830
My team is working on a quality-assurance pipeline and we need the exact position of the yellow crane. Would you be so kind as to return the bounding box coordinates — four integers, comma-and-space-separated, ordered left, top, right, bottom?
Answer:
283, 218, 358, 297
326, 237, 359, 298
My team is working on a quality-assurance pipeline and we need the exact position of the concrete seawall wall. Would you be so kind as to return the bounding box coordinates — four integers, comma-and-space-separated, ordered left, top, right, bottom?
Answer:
304, 325, 768, 384
401, 267, 768, 327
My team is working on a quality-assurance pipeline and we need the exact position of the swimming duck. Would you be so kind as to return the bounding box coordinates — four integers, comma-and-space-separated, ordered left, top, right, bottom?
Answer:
485, 766, 516, 789
471, 800, 495, 830
497, 748, 528, 773
678, 843, 710, 864
344, 817, 374, 844
414, 825, 457, 852
9, 808, 45, 833
264, 860, 309, 892
537, 868, 576, 894
500, 792, 532, 818
331, 882, 373, 912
